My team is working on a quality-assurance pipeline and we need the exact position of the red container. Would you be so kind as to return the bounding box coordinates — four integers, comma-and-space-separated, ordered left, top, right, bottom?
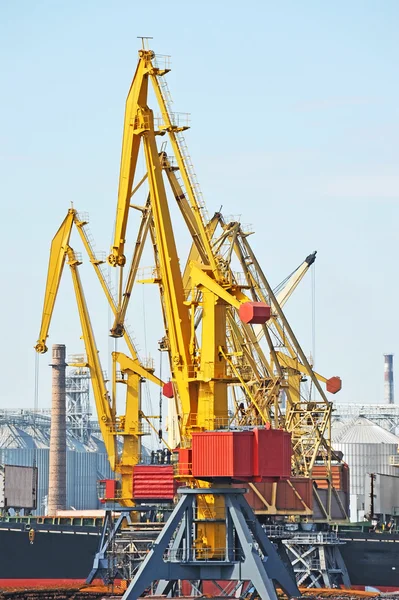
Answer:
176, 448, 192, 476
239, 302, 271, 324
133, 465, 177, 500
191, 431, 254, 479
253, 428, 292, 480
326, 376, 342, 394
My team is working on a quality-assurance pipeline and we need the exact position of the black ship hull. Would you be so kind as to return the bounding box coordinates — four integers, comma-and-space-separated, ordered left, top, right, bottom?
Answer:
0, 522, 100, 588
0, 522, 398, 591
339, 530, 399, 591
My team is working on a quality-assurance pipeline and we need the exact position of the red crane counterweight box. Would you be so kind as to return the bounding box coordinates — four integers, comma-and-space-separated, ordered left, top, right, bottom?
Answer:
191, 428, 292, 481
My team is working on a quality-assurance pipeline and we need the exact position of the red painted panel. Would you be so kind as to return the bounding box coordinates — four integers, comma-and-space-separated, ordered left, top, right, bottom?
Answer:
237, 477, 313, 512
275, 477, 313, 510
191, 431, 253, 479
105, 479, 117, 499
176, 448, 192, 475
326, 376, 342, 394
253, 428, 292, 480
182, 580, 250, 596
0, 579, 103, 589
341, 462, 350, 492
313, 463, 350, 491
239, 302, 271, 324
133, 465, 177, 500
162, 381, 174, 398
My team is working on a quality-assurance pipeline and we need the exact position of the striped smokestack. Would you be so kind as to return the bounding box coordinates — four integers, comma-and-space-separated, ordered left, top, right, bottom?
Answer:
47, 344, 67, 514
384, 353, 394, 405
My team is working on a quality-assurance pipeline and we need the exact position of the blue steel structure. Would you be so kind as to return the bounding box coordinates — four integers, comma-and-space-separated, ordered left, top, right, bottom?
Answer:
87, 507, 163, 584
121, 487, 299, 600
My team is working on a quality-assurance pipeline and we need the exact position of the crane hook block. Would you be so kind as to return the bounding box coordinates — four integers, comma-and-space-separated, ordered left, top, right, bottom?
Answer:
163, 381, 174, 398
326, 376, 342, 394
239, 302, 271, 325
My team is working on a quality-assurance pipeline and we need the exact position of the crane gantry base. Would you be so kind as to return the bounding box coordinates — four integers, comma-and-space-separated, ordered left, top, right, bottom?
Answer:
86, 507, 163, 584
121, 487, 299, 599
283, 532, 350, 589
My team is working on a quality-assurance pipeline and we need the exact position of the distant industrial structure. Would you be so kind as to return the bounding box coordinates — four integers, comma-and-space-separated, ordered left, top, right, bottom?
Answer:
332, 404, 399, 434
331, 351, 399, 522
66, 357, 92, 444
332, 417, 399, 521
384, 353, 394, 404
0, 345, 111, 515
48, 344, 67, 514
0, 426, 112, 515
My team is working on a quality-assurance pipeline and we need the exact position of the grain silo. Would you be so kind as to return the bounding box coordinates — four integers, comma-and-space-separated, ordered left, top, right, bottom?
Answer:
0, 411, 113, 514
332, 416, 399, 521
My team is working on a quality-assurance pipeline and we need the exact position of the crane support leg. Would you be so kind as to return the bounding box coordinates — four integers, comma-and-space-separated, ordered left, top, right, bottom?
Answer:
121, 487, 299, 600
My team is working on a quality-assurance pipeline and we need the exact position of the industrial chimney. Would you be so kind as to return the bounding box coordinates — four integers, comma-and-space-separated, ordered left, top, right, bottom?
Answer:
384, 353, 394, 405
47, 344, 67, 514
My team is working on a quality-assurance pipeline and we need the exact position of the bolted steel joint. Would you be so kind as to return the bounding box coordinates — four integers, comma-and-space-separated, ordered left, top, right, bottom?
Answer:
110, 324, 124, 338
138, 49, 155, 60
107, 253, 126, 267
35, 341, 48, 354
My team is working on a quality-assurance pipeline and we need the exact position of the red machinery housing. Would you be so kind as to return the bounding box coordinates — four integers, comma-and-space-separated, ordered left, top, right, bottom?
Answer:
191, 428, 292, 482
133, 465, 178, 501
100, 429, 293, 503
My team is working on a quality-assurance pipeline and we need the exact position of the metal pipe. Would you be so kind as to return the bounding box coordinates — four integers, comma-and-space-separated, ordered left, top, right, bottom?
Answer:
47, 344, 67, 514
384, 354, 394, 405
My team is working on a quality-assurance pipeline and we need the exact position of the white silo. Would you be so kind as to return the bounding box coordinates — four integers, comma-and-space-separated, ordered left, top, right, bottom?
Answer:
332, 416, 399, 521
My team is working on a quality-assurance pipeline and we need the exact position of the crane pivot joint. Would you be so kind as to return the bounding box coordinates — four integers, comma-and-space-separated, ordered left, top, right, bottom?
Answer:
110, 324, 125, 338
107, 253, 126, 267
34, 341, 48, 354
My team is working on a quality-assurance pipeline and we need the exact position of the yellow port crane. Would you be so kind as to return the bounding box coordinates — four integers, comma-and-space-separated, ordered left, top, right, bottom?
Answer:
35, 45, 344, 524
35, 208, 163, 504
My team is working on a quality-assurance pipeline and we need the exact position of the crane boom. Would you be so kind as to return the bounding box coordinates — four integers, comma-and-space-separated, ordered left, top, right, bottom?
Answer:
35, 208, 164, 504
109, 55, 150, 266
35, 210, 75, 353
66, 247, 117, 469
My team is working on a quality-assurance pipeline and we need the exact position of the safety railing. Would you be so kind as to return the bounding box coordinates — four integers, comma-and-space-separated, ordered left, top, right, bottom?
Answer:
108, 420, 150, 435
92, 251, 106, 264
286, 532, 343, 545
68, 251, 82, 263
262, 525, 289, 538
158, 111, 190, 130
173, 462, 193, 477
136, 266, 161, 283
140, 451, 173, 466
142, 356, 155, 372
76, 211, 89, 224
68, 354, 86, 365
164, 546, 244, 562
153, 54, 171, 72
179, 413, 234, 432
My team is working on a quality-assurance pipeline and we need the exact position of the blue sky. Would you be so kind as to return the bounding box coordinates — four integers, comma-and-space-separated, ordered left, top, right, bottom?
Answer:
1, 1, 398, 416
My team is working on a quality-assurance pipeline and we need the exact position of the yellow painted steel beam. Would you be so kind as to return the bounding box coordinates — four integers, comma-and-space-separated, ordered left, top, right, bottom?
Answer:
140, 106, 195, 424
66, 247, 117, 470
108, 51, 151, 267
35, 209, 75, 353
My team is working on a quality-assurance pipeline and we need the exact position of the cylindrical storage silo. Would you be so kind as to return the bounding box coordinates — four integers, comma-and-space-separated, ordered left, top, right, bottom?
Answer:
332, 417, 399, 520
